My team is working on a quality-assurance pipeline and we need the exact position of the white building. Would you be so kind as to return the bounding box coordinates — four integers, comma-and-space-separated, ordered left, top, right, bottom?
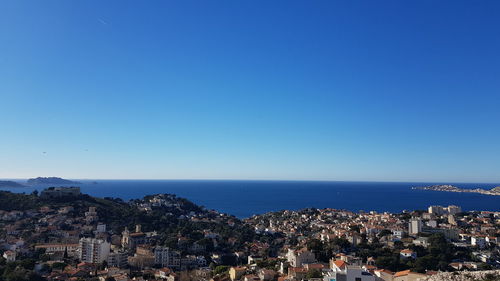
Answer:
2, 250, 16, 262
399, 249, 417, 259
413, 237, 430, 248
428, 205, 461, 216
447, 205, 462, 215
428, 206, 446, 215
324, 260, 375, 281
408, 218, 422, 235
471, 237, 487, 249
34, 243, 79, 258
79, 238, 110, 264
96, 223, 107, 233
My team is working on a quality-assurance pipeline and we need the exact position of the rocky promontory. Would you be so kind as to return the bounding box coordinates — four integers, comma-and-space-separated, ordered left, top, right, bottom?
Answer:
412, 184, 500, 196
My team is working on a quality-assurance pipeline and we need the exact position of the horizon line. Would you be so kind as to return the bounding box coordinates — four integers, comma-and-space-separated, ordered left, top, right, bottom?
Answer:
1, 177, 500, 185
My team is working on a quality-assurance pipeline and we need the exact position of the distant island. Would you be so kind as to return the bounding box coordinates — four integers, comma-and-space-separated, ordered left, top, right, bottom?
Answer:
27, 177, 80, 185
0, 180, 25, 188
412, 184, 500, 196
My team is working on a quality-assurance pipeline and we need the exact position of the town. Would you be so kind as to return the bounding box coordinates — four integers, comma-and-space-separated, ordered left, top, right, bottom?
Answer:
0, 187, 499, 281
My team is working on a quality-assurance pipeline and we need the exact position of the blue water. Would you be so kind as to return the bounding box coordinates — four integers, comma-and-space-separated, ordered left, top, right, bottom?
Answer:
1, 180, 499, 218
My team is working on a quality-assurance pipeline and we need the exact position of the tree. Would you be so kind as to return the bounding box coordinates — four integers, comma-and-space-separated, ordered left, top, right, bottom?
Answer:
52, 262, 67, 270
213, 265, 229, 275
378, 229, 392, 237
306, 269, 322, 279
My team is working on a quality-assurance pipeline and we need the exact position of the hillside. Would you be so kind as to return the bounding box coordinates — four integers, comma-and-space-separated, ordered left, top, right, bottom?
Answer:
0, 180, 24, 188
0, 190, 257, 252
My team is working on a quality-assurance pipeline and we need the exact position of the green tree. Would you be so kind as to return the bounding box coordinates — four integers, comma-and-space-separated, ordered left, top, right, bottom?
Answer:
306, 269, 322, 279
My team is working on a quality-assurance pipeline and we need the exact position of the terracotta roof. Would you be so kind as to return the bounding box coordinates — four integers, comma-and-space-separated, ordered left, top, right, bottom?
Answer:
394, 270, 411, 277
333, 260, 346, 269
376, 269, 394, 274
306, 264, 326, 269
289, 267, 308, 273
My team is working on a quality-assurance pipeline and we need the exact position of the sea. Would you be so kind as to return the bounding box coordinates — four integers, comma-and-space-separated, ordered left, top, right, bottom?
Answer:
1, 180, 499, 218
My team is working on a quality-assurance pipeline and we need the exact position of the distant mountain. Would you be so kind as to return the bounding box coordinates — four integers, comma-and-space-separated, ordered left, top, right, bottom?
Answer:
27, 177, 80, 185
0, 181, 25, 188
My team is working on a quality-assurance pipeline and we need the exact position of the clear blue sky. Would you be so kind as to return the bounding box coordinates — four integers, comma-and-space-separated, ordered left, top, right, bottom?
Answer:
1, 1, 499, 182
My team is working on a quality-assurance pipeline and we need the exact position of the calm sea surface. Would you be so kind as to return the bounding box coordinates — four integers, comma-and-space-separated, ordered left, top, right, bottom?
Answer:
2, 180, 499, 218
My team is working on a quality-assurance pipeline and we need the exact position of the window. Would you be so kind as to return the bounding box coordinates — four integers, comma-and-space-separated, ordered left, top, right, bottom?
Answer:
355, 278, 361, 281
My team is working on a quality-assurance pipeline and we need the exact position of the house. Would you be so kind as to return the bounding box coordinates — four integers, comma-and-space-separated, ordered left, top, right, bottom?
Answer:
244, 274, 261, 281
230, 267, 247, 281
324, 261, 375, 281
373, 269, 394, 281
305, 263, 328, 272
288, 267, 308, 280
248, 255, 263, 265
35, 243, 79, 258
399, 249, 416, 259
412, 237, 429, 248
337, 254, 362, 266
258, 269, 277, 281
128, 246, 155, 268
471, 236, 487, 248
286, 248, 316, 267
155, 268, 176, 280
2, 250, 16, 262
393, 270, 426, 281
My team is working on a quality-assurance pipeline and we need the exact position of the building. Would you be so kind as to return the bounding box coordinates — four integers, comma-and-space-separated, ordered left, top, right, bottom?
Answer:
428, 206, 446, 216
248, 255, 263, 265
323, 259, 375, 281
412, 237, 430, 248
286, 248, 316, 267
258, 269, 276, 281
288, 267, 308, 280
40, 187, 81, 199
96, 223, 107, 233
128, 246, 155, 268
121, 225, 157, 249
422, 228, 459, 241
85, 207, 98, 223
373, 269, 394, 281
448, 215, 457, 225
2, 250, 16, 262
408, 219, 422, 235
399, 249, 416, 259
471, 236, 487, 248
447, 205, 461, 215
107, 250, 129, 268
155, 268, 177, 281
35, 243, 79, 258
428, 205, 461, 216
230, 267, 247, 281
154, 246, 181, 269
393, 270, 426, 281
79, 238, 111, 264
